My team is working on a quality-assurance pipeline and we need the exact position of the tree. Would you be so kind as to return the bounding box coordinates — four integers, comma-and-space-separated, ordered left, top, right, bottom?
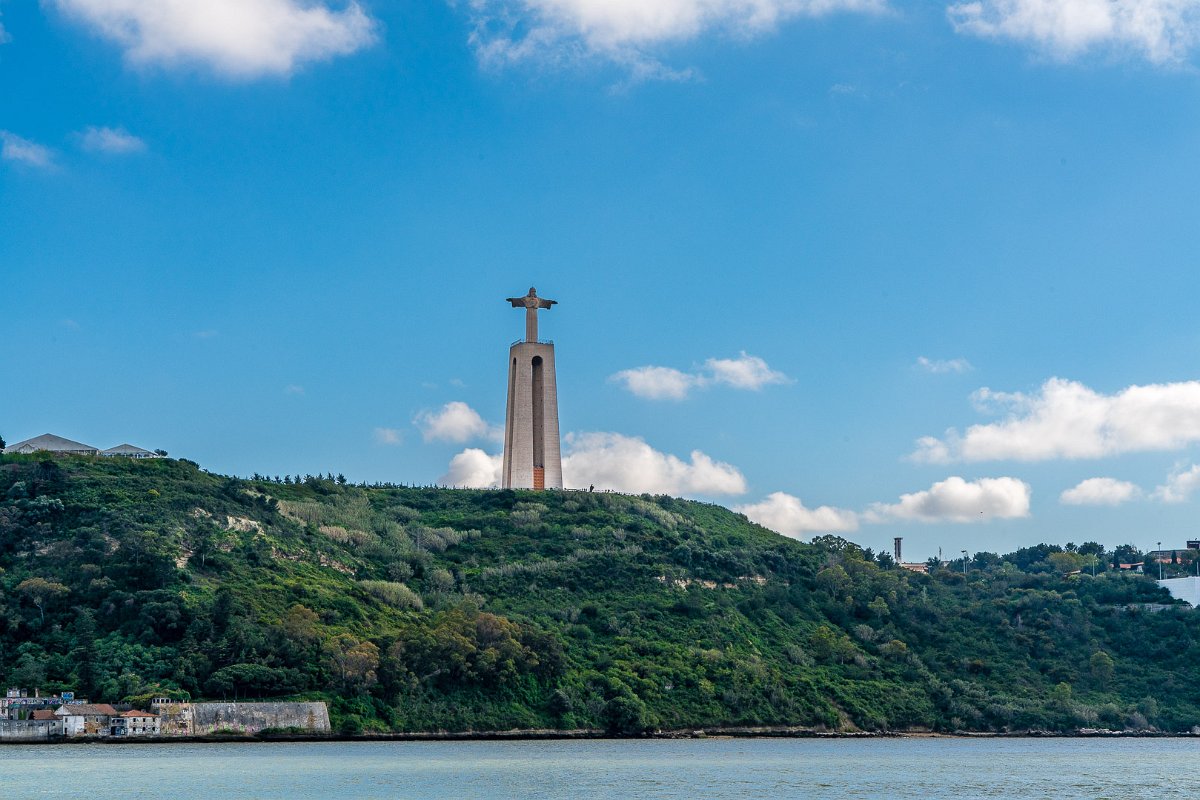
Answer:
324, 634, 379, 690
428, 568, 455, 593
1090, 651, 1115, 689
603, 694, 656, 735
810, 625, 856, 664
10, 652, 47, 689
1048, 552, 1086, 575
17, 577, 69, 624
815, 565, 851, 596
0, 433, 6, 450
71, 608, 99, 698
205, 663, 303, 699
281, 604, 321, 645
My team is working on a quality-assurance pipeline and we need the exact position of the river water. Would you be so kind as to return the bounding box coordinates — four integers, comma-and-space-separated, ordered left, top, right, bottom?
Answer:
1, 737, 1195, 798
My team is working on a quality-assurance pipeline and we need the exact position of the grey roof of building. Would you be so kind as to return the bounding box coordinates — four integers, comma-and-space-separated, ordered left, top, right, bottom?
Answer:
101, 444, 156, 456
4, 434, 99, 454
55, 703, 118, 717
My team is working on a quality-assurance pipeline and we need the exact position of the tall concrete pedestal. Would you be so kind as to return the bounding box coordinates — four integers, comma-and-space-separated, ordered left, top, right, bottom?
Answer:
502, 341, 562, 490
501, 288, 562, 490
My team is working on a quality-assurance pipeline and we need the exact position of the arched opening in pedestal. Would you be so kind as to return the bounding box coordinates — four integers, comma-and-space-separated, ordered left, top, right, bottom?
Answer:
532, 355, 545, 485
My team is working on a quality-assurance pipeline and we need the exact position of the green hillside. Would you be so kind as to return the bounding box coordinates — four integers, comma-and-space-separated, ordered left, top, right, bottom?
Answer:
0, 454, 1195, 734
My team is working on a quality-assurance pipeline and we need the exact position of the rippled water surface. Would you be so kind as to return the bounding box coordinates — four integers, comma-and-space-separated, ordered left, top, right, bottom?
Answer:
3, 737, 1197, 798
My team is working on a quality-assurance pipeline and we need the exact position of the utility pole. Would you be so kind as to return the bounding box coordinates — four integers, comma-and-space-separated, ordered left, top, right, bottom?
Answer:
1158, 541, 1163, 580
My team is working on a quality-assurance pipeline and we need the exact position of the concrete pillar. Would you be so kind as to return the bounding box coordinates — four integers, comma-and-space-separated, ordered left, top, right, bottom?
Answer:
502, 342, 562, 489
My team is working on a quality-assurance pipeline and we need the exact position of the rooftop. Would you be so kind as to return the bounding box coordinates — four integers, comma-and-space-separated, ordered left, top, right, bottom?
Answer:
4, 433, 98, 454
101, 444, 159, 457
56, 703, 118, 716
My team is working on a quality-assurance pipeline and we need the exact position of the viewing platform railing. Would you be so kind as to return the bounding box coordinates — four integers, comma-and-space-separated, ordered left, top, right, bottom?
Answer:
511, 339, 555, 347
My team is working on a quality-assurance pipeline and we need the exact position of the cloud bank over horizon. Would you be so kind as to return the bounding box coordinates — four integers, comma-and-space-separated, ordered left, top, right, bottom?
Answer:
734, 492, 860, 537
722, 476, 1035, 538
440, 430, 747, 496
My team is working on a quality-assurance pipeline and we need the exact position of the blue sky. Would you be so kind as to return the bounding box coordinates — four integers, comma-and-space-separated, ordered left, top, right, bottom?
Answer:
4, 0, 1200, 559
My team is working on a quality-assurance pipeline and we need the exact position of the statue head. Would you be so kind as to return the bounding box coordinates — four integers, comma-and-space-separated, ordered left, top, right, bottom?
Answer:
528, 287, 537, 296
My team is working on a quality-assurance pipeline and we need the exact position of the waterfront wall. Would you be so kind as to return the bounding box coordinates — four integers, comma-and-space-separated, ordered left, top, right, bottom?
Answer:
0, 719, 58, 741
190, 702, 331, 735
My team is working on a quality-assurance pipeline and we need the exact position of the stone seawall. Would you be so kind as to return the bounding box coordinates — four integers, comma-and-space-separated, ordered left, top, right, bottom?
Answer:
190, 702, 330, 735
0, 720, 57, 741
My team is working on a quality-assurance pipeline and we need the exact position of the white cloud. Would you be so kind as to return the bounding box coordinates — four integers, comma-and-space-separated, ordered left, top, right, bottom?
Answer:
916, 356, 973, 374
914, 377, 1200, 463
441, 448, 503, 487
867, 476, 1031, 523
373, 427, 403, 446
440, 431, 746, 495
50, 0, 377, 78
610, 366, 701, 401
466, 0, 885, 74
414, 401, 500, 443
1060, 477, 1142, 506
1153, 463, 1200, 503
705, 352, 791, 390
612, 352, 789, 401
78, 126, 146, 154
1, 131, 54, 168
735, 491, 859, 538
284, 384, 305, 395
562, 432, 747, 495
948, 0, 1200, 63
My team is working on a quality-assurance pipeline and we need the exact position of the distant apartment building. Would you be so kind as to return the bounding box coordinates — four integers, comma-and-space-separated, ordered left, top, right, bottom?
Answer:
1, 687, 81, 719
111, 710, 161, 737
56, 704, 120, 736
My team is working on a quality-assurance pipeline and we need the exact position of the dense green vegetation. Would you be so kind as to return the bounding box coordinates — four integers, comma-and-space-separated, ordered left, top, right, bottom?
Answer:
0, 453, 1197, 734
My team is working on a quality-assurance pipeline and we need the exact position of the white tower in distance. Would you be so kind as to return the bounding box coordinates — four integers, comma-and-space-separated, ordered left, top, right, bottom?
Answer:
501, 287, 562, 490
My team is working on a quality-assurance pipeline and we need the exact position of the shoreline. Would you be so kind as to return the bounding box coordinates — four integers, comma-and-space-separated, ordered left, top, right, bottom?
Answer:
3, 725, 1195, 745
